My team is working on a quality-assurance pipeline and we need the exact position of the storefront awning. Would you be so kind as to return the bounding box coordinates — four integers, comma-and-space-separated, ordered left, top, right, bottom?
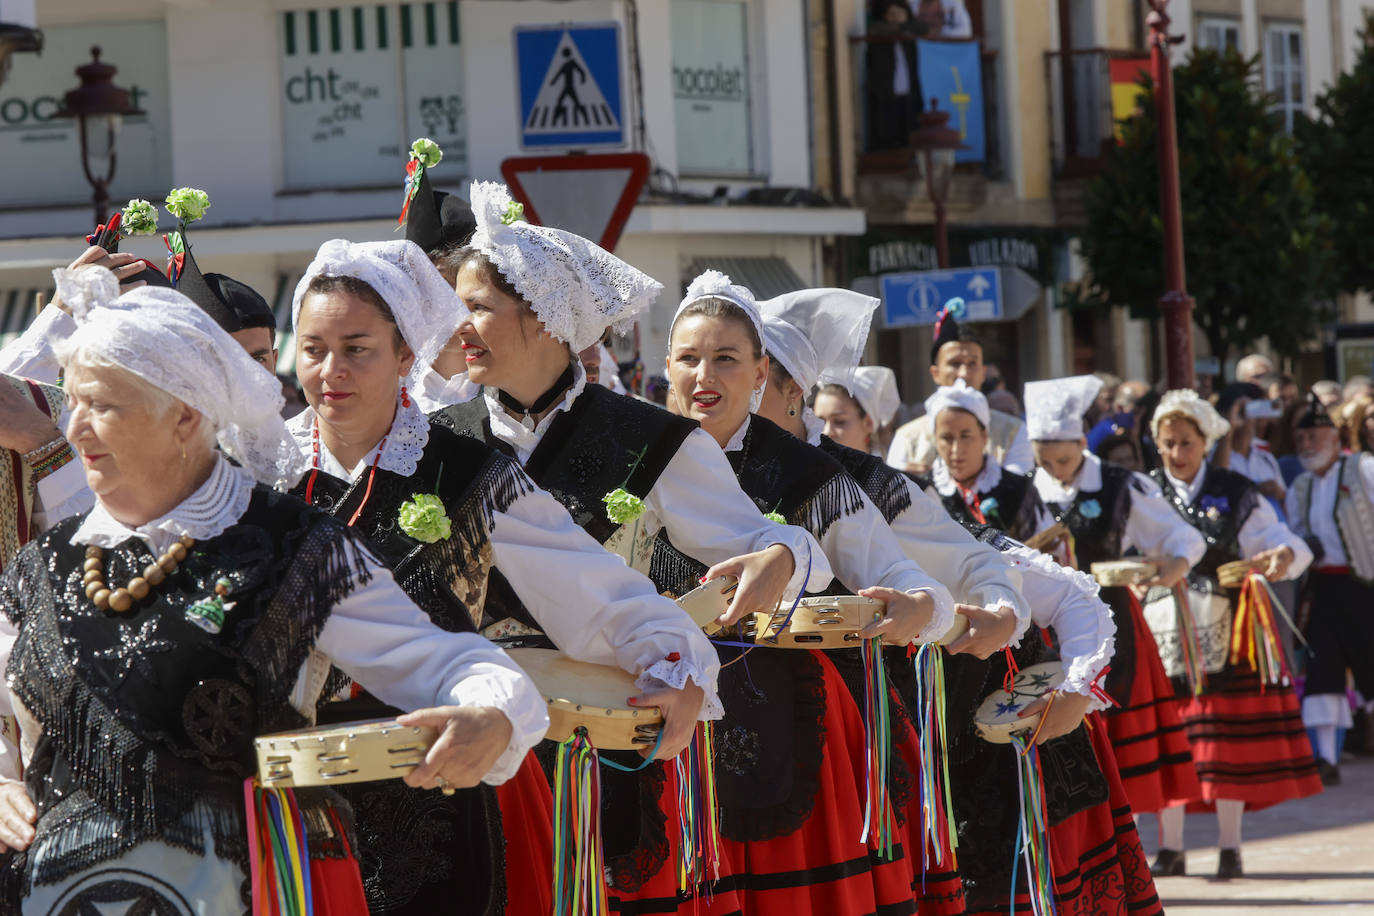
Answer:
680, 257, 805, 301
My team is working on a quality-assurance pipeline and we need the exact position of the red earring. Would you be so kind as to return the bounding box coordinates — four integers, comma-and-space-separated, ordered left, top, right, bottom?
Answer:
400, 385, 411, 408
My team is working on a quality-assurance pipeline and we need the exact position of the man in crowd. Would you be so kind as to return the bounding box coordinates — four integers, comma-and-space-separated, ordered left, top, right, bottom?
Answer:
1213, 382, 1285, 502
1236, 353, 1275, 385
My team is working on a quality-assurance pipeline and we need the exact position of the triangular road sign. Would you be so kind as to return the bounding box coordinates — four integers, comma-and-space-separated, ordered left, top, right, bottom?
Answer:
501, 152, 650, 252
524, 30, 620, 139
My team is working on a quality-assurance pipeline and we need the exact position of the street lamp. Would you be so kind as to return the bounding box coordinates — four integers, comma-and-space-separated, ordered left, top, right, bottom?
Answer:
910, 99, 966, 269
0, 23, 42, 89
55, 46, 143, 227
1147, 0, 1195, 390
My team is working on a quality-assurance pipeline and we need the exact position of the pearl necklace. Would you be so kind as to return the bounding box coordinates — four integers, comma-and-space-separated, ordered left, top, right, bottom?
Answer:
82, 535, 195, 613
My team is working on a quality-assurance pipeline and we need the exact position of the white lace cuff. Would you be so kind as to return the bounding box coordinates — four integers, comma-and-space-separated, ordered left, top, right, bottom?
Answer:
992, 598, 1029, 648
913, 586, 956, 645
1059, 636, 1117, 712
636, 659, 724, 721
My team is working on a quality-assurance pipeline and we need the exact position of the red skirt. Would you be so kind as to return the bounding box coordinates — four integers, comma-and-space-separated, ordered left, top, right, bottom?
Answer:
496, 751, 556, 916
1180, 668, 1323, 810
714, 652, 915, 916
964, 715, 1163, 916
1101, 592, 1201, 814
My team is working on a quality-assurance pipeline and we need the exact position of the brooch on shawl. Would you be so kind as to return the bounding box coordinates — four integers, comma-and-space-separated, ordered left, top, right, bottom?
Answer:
399, 464, 453, 543
185, 578, 236, 635
1079, 498, 1102, 519
1199, 494, 1230, 521
604, 446, 649, 524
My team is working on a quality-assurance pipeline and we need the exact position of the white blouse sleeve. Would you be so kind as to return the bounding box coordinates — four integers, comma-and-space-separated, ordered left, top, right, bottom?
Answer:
1237, 496, 1313, 580
0, 307, 73, 385
32, 457, 94, 533
994, 540, 1116, 710
641, 428, 834, 599
1123, 472, 1207, 565
489, 485, 724, 720
314, 562, 550, 786
889, 479, 1030, 642
1001, 424, 1034, 476
819, 490, 956, 643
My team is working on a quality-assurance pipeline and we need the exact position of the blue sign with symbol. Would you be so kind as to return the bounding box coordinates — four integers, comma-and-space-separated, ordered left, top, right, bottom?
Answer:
515, 23, 624, 149
916, 40, 986, 164
880, 268, 1002, 328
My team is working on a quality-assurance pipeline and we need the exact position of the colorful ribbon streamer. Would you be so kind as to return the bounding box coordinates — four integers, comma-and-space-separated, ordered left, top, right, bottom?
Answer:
244, 780, 313, 916
859, 636, 897, 859
1230, 571, 1292, 690
675, 720, 722, 897
553, 728, 610, 916
1009, 735, 1058, 916
912, 643, 957, 872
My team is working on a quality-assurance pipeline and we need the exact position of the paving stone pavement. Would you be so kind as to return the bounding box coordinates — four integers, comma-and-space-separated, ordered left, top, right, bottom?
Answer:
1135, 754, 1374, 914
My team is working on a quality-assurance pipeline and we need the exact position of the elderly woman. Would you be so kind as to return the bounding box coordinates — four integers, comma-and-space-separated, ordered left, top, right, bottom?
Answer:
0, 267, 546, 913
287, 238, 721, 915
1146, 391, 1320, 880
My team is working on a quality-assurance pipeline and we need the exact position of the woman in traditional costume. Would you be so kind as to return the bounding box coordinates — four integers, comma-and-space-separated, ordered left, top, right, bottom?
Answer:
655, 273, 960, 916
1026, 375, 1205, 817
1146, 391, 1320, 879
921, 381, 1054, 544
757, 293, 1162, 916
286, 238, 721, 915
0, 266, 548, 913
813, 365, 901, 458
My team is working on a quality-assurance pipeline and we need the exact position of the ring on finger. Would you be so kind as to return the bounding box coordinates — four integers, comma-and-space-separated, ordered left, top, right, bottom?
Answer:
435, 775, 456, 796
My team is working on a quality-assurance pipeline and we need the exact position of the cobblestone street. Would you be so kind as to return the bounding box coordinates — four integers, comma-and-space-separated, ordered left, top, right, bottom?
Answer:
1141, 755, 1374, 914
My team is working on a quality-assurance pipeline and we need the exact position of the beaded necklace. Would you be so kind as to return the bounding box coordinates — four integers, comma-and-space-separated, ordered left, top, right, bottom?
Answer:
304, 421, 388, 527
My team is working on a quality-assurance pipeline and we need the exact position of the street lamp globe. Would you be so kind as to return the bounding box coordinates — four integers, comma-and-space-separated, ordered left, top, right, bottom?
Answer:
55, 46, 144, 227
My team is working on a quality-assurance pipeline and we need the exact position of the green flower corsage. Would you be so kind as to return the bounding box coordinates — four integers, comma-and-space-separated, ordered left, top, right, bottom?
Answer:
399, 493, 452, 543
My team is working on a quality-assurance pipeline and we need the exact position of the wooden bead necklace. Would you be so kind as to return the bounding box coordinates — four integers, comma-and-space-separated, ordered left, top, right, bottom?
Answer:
82, 535, 195, 613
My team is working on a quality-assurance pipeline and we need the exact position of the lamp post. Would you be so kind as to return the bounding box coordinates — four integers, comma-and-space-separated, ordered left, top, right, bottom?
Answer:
910, 99, 966, 269
55, 46, 143, 227
1147, 1, 1195, 390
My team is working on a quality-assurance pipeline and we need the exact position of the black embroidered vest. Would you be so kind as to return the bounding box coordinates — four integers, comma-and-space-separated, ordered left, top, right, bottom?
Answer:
1148, 465, 1258, 582
936, 467, 1044, 543
0, 488, 372, 886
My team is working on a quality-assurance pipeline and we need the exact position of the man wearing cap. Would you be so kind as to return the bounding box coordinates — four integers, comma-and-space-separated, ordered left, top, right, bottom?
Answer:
886, 304, 1033, 475
1285, 393, 1374, 785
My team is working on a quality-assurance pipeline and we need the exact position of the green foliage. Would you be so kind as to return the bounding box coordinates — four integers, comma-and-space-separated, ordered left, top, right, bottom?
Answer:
1296, 15, 1374, 296
1077, 49, 1335, 364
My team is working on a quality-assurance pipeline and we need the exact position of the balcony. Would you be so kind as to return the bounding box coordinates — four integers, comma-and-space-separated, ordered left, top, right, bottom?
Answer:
848, 34, 1002, 221
1045, 48, 1149, 221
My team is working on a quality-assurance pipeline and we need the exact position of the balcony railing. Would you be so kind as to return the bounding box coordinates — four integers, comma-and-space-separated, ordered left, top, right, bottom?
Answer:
848, 34, 1002, 180
1044, 48, 1149, 179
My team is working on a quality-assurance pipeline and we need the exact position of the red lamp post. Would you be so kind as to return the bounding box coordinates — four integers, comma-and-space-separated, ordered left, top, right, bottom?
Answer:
910, 99, 967, 269
55, 47, 143, 227
1147, 0, 1195, 390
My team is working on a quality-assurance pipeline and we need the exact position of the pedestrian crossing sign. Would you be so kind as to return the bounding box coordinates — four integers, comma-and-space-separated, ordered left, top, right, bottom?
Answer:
515, 22, 625, 149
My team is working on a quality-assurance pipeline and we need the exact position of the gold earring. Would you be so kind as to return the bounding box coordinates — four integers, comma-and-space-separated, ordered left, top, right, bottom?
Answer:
180, 440, 187, 461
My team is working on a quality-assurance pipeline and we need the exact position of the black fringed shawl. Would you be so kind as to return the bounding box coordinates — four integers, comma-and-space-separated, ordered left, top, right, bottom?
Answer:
0, 487, 373, 886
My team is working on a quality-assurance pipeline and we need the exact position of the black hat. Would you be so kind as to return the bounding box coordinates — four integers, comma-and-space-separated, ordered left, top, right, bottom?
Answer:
85, 212, 174, 290
929, 297, 980, 364
1296, 390, 1336, 430
165, 223, 274, 334
399, 140, 474, 256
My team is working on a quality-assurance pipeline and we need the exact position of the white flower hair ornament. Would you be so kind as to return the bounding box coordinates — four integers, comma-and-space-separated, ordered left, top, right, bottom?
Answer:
673, 269, 765, 348
467, 180, 663, 352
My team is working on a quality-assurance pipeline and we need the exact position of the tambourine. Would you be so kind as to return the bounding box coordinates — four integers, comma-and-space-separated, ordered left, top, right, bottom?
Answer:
973, 661, 1065, 744
1023, 522, 1069, 554
1217, 558, 1265, 589
256, 718, 437, 788
506, 648, 663, 751
675, 575, 739, 633
1090, 560, 1158, 586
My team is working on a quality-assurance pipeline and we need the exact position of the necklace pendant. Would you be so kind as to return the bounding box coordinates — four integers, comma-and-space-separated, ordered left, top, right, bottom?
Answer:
520, 414, 536, 431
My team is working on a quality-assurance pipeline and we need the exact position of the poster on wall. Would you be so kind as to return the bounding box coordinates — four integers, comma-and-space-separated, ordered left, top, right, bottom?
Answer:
280, 2, 466, 190
671, 0, 751, 176
0, 21, 172, 208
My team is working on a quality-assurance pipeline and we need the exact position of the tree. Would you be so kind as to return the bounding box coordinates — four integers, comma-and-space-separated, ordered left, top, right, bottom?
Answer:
1076, 49, 1334, 367
1297, 15, 1374, 296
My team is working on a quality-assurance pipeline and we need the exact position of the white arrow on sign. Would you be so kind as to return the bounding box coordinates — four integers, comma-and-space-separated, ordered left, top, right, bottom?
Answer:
967, 273, 991, 296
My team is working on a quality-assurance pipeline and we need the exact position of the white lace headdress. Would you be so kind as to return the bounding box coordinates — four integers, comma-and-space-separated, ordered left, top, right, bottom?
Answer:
819, 365, 901, 426
1151, 389, 1230, 448
467, 181, 663, 352
924, 378, 990, 430
53, 265, 305, 490
1024, 374, 1104, 441
757, 288, 878, 391
292, 239, 463, 388
672, 270, 765, 347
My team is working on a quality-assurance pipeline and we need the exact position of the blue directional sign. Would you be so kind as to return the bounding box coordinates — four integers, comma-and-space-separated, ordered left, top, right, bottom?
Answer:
879, 268, 1002, 328
515, 23, 624, 149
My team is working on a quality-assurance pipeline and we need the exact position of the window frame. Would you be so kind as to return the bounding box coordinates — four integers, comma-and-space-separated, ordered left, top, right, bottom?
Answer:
1262, 21, 1305, 133
1196, 15, 1242, 54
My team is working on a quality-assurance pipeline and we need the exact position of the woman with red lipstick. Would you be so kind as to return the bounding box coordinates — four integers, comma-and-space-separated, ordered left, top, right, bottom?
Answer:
286, 238, 723, 916
433, 184, 831, 914
650, 272, 967, 916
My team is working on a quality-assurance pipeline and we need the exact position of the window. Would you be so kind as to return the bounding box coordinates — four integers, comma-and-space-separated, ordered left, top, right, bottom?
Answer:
671, 0, 754, 176
279, 3, 466, 190
1197, 16, 1241, 53
1263, 23, 1304, 132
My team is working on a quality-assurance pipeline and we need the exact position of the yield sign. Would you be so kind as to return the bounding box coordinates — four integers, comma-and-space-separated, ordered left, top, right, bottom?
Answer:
500, 152, 650, 252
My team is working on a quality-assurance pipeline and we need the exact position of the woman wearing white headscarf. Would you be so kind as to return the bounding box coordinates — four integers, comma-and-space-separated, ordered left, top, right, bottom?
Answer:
814, 364, 901, 457
287, 238, 722, 915
1145, 391, 1319, 880
0, 266, 547, 913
